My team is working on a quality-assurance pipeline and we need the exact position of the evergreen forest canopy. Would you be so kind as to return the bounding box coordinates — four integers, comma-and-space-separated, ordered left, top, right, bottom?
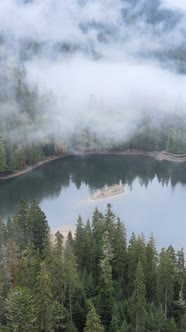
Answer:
0, 201, 186, 331
1, 0, 186, 174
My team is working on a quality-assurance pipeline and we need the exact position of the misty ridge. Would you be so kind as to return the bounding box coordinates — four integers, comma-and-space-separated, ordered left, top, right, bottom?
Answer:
1, 0, 186, 166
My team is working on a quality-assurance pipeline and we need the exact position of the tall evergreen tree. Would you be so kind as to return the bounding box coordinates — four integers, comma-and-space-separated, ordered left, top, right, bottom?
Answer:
91, 208, 105, 286
28, 200, 50, 254
131, 260, 147, 332
74, 215, 86, 271
112, 218, 127, 288
5, 287, 35, 332
146, 234, 158, 303
157, 247, 176, 318
0, 139, 6, 173
50, 231, 65, 305
98, 231, 114, 331
128, 233, 147, 296
84, 305, 104, 332
35, 262, 54, 332
13, 199, 30, 252
64, 239, 79, 323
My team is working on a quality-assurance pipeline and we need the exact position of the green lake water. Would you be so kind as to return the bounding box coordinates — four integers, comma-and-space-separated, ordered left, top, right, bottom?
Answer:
0, 155, 186, 249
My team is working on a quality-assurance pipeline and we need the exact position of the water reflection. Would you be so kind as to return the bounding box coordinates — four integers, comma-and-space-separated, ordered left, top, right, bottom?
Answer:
0, 154, 186, 220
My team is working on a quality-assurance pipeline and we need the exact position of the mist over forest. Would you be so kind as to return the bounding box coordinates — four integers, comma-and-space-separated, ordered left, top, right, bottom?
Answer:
2, 2, 186, 332
1, 0, 186, 172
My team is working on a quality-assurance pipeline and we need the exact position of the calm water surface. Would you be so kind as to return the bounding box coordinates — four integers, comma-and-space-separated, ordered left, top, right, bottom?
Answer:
0, 155, 186, 249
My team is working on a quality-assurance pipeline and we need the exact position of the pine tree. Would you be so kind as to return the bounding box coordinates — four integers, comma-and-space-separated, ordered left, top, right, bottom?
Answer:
168, 318, 177, 332
74, 215, 86, 271
132, 260, 147, 332
34, 262, 54, 332
112, 218, 127, 290
28, 200, 50, 254
83, 219, 93, 274
176, 249, 185, 300
91, 208, 105, 286
146, 234, 158, 302
5, 287, 35, 332
120, 319, 130, 332
157, 247, 176, 318
74, 216, 94, 291
104, 204, 116, 241
128, 233, 147, 296
16, 248, 41, 289
98, 231, 114, 331
180, 312, 186, 331
13, 199, 30, 252
50, 231, 65, 305
64, 239, 79, 322
109, 313, 120, 332
84, 306, 105, 332
154, 306, 168, 332
0, 139, 6, 174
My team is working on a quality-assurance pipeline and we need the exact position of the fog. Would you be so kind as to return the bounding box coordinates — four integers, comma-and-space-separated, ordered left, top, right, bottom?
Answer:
1, 0, 186, 142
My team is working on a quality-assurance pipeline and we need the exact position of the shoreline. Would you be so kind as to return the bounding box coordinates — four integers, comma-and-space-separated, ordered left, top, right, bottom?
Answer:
0, 149, 185, 181
0, 154, 70, 181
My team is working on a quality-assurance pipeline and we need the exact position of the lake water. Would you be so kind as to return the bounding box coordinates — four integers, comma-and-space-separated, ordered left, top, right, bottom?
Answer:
0, 154, 186, 249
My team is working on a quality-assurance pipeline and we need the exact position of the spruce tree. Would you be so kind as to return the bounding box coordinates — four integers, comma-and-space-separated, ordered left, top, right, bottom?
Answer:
13, 199, 30, 252
112, 218, 127, 290
0, 139, 6, 174
74, 215, 85, 271
84, 306, 104, 332
28, 200, 50, 254
50, 231, 65, 305
131, 260, 147, 332
98, 231, 114, 331
35, 262, 54, 332
64, 239, 79, 323
91, 208, 105, 286
146, 234, 158, 303
157, 247, 176, 318
5, 287, 35, 332
128, 233, 147, 296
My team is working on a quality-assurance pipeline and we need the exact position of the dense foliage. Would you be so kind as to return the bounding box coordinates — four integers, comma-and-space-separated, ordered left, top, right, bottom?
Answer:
0, 65, 58, 175
0, 201, 186, 331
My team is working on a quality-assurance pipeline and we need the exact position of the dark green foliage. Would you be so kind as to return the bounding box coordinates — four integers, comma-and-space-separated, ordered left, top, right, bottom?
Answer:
112, 217, 127, 298
0, 139, 6, 173
157, 247, 176, 318
5, 287, 35, 332
98, 231, 114, 330
131, 260, 147, 332
84, 305, 104, 332
34, 262, 54, 332
13, 199, 30, 252
28, 200, 50, 254
146, 234, 158, 303
0, 202, 186, 331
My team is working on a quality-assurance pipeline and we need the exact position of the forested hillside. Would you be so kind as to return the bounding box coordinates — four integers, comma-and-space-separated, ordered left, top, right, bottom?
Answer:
1, 0, 186, 175
0, 201, 186, 331
0, 62, 57, 174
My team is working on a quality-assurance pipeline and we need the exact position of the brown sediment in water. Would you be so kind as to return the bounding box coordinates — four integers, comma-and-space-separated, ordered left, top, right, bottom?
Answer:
0, 149, 185, 181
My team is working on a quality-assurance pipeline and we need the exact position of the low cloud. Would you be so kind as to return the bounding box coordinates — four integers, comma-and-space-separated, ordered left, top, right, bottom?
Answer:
1, 0, 186, 143
161, 0, 186, 12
